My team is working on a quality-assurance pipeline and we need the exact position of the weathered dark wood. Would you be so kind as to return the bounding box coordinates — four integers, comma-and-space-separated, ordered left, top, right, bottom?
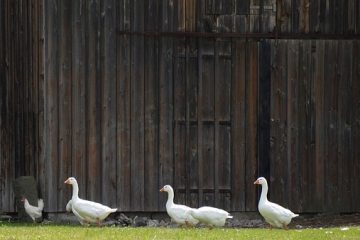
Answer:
44, 0, 60, 212
286, 40, 300, 212
237, 0, 250, 14
116, 0, 131, 211
144, 34, 159, 211
245, 41, 258, 211
314, 40, 325, 212
324, 40, 339, 212
231, 40, 246, 211
337, 41, 352, 212
258, 40, 271, 184
130, 0, 145, 211
86, 0, 102, 203
351, 40, 360, 212
2, 0, 360, 214
58, 0, 72, 210
270, 40, 288, 208
71, 0, 86, 206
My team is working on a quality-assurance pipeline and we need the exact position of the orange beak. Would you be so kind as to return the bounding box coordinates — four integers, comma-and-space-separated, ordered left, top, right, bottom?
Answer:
64, 179, 70, 184
159, 187, 164, 192
254, 179, 260, 185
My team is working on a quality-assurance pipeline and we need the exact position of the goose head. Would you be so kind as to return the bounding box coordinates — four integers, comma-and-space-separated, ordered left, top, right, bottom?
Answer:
20, 197, 27, 203
159, 185, 173, 193
64, 177, 77, 185
254, 177, 267, 185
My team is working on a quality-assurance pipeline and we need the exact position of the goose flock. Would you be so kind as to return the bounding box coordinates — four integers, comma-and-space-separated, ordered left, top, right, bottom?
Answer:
21, 176, 298, 229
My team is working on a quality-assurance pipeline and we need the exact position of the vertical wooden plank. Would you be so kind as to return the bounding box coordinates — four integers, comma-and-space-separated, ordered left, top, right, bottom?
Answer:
44, 0, 59, 211
298, 40, 312, 212
258, 40, 271, 184
186, 0, 196, 31
144, 35, 160, 211
58, 0, 72, 211
334, 0, 345, 34
71, 0, 86, 204
86, 0, 102, 203
310, 0, 320, 32
351, 40, 360, 211
337, 41, 352, 212
0, 0, 5, 212
286, 40, 300, 212
261, 0, 276, 32
324, 0, 335, 33
249, 0, 260, 32
130, 0, 145, 211
31, 0, 40, 180
159, 0, 174, 210
38, 0, 46, 208
299, 0, 310, 32
174, 42, 186, 195
231, 40, 246, 211
100, 0, 117, 207
270, 40, 288, 207
245, 41, 258, 211
292, 0, 300, 32
116, 0, 131, 211
199, 39, 215, 206
347, 0, 355, 33
357, 0, 360, 34
144, 0, 159, 210
215, 40, 231, 208
324, 40, 339, 211
186, 44, 199, 207
277, 0, 292, 32
237, 0, 250, 14
314, 40, 325, 212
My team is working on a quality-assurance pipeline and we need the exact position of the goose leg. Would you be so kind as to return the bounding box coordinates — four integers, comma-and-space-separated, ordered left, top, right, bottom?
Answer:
97, 218, 101, 226
283, 224, 288, 230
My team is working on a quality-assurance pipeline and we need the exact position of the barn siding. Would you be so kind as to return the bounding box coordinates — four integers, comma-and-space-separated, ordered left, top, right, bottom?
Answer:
0, 0, 359, 213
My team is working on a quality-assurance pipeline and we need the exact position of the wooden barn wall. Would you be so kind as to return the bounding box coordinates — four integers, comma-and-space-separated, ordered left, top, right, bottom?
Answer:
0, 0, 44, 212
0, 0, 359, 213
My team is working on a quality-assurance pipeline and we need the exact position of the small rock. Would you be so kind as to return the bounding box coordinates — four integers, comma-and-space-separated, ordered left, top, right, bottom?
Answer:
132, 216, 148, 227
166, 220, 180, 228
159, 220, 167, 227
117, 213, 132, 226
296, 225, 303, 229
102, 220, 118, 226
147, 219, 159, 227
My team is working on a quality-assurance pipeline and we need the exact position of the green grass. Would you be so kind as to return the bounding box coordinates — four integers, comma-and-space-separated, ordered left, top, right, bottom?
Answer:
0, 223, 359, 240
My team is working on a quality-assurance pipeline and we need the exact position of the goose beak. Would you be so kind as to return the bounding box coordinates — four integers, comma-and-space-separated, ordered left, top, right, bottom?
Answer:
159, 187, 164, 192
254, 180, 260, 185
64, 179, 70, 184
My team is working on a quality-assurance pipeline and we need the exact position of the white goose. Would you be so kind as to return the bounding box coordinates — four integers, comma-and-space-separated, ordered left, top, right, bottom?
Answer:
64, 177, 117, 225
21, 197, 44, 222
189, 206, 233, 227
160, 185, 199, 226
254, 177, 299, 229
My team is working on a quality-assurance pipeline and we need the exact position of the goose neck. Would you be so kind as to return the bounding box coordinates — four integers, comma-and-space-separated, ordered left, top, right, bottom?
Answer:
260, 182, 269, 203
166, 190, 174, 207
71, 182, 79, 200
